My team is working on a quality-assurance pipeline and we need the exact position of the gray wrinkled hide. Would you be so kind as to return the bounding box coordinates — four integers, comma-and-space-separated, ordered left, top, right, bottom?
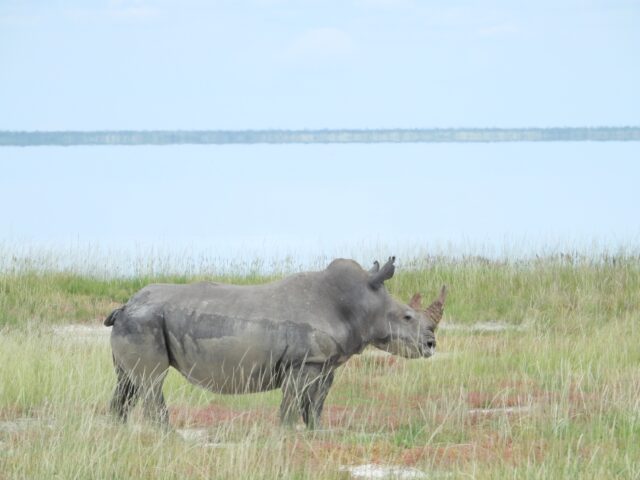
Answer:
106, 257, 443, 429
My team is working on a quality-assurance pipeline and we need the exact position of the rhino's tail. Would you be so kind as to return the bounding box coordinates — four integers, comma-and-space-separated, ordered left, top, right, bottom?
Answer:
104, 306, 124, 327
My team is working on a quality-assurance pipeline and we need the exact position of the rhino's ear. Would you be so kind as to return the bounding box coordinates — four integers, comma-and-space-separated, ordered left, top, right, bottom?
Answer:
425, 285, 447, 324
368, 260, 380, 274
368, 256, 395, 289
409, 293, 422, 310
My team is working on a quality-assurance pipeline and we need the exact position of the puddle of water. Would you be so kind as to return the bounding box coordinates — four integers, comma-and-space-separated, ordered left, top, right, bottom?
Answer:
202, 442, 233, 448
440, 321, 528, 333
340, 464, 428, 479
467, 405, 533, 415
177, 428, 209, 442
176, 427, 234, 448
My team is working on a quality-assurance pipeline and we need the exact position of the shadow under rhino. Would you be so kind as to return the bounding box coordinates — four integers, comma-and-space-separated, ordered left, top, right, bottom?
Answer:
104, 256, 447, 429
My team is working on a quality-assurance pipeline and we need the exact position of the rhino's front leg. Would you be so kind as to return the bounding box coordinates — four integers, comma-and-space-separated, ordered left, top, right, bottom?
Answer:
280, 364, 334, 429
301, 368, 334, 430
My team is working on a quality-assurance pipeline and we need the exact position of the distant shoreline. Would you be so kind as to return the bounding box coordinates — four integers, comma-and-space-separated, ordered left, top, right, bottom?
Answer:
1, 127, 639, 146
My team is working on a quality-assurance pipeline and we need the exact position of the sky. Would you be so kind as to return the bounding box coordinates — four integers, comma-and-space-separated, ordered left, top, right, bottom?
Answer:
1, 0, 639, 129
1, 1, 639, 266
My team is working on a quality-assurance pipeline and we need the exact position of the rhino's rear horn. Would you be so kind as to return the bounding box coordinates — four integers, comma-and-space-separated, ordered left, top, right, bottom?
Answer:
425, 285, 447, 324
368, 256, 395, 289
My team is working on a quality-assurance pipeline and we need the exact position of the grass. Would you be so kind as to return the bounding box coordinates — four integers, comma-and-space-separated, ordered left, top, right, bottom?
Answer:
1, 252, 639, 478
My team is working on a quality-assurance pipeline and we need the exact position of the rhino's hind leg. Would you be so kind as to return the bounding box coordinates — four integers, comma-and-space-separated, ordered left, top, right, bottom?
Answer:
280, 364, 334, 429
109, 364, 170, 428
109, 363, 140, 422
141, 372, 169, 428
109, 319, 171, 428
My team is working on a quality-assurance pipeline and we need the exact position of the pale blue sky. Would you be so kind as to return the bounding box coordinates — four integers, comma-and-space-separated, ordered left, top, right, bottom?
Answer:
1, 1, 639, 264
1, 0, 639, 129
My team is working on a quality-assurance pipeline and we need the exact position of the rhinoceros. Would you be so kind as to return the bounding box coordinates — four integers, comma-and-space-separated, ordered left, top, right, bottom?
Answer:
105, 256, 446, 429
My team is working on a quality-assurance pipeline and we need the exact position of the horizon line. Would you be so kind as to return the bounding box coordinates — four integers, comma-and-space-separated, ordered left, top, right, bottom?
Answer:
1, 126, 639, 146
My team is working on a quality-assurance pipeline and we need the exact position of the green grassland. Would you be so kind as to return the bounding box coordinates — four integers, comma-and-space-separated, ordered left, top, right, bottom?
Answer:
1, 253, 639, 479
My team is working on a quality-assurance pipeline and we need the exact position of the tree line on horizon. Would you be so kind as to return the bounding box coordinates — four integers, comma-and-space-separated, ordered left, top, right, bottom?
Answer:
1, 127, 639, 146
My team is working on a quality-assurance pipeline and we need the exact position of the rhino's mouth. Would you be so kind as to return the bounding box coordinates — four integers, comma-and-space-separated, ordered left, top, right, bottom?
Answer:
394, 340, 434, 359
418, 343, 436, 358
375, 336, 436, 359
415, 334, 437, 357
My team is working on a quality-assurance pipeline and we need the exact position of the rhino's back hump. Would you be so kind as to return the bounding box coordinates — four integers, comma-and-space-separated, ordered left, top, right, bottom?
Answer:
155, 274, 331, 321
128, 272, 356, 347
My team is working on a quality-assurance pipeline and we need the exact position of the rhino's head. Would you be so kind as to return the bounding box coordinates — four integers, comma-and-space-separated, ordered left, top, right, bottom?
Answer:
368, 257, 447, 359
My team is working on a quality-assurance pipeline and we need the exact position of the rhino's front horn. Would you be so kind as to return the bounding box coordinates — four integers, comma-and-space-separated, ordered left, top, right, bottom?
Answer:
368, 256, 395, 289
425, 285, 447, 324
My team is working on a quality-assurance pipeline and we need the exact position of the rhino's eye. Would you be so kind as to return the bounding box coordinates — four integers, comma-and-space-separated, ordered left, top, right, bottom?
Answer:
403, 314, 412, 321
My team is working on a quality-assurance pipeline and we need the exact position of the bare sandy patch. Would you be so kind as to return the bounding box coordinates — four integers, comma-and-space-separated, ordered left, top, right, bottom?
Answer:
440, 321, 529, 333
51, 324, 110, 342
